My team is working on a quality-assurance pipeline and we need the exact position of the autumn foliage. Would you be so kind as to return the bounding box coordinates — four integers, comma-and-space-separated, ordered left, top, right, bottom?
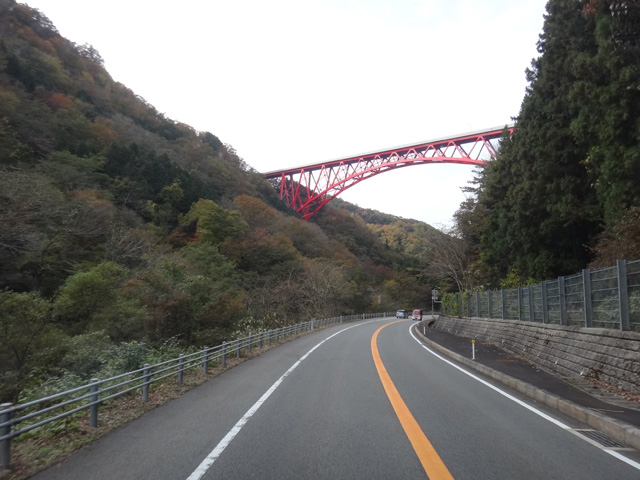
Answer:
0, 0, 440, 403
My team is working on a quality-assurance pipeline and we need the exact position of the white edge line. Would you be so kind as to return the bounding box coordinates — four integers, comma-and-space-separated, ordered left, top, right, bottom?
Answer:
606, 449, 640, 470
186, 318, 387, 480
407, 324, 568, 428
408, 324, 640, 472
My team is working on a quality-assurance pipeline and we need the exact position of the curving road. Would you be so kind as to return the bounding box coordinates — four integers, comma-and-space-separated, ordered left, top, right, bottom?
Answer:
34, 317, 640, 479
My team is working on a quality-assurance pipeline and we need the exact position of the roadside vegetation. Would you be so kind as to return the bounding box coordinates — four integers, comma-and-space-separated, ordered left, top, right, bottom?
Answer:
1, 329, 306, 480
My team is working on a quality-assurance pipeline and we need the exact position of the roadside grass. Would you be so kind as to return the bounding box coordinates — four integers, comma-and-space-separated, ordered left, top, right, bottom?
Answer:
0, 334, 306, 480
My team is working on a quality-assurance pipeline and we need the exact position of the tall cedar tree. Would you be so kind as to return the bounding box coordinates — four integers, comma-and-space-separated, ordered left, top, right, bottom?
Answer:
575, 1, 640, 226
478, 0, 606, 283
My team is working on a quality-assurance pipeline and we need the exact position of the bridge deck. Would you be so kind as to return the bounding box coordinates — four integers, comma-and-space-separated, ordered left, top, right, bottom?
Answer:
263, 124, 514, 219
264, 124, 512, 177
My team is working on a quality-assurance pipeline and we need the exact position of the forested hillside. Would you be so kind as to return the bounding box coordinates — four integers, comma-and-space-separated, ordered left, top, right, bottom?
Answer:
0, 0, 455, 402
453, 0, 640, 287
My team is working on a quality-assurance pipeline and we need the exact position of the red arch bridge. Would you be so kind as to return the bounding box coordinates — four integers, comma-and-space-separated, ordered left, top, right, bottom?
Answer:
264, 125, 513, 220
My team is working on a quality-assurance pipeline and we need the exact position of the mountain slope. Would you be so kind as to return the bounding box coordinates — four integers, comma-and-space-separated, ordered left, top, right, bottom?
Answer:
0, 0, 452, 402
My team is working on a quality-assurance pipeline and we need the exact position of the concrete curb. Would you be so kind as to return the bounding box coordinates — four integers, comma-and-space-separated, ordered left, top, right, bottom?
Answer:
414, 326, 640, 451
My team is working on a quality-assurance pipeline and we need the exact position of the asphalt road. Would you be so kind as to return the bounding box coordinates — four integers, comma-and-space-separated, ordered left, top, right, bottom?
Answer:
33, 318, 640, 480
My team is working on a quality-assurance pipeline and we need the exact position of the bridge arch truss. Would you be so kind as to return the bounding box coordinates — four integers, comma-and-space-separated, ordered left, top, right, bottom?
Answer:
264, 125, 513, 220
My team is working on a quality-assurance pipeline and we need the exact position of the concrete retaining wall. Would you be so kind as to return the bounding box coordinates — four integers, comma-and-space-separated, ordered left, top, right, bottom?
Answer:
434, 316, 640, 394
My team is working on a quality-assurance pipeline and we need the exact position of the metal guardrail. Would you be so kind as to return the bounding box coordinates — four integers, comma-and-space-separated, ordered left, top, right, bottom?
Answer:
0, 313, 387, 468
442, 259, 640, 331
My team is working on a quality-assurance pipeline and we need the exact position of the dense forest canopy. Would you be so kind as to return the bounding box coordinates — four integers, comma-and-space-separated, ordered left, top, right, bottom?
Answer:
463, 0, 640, 287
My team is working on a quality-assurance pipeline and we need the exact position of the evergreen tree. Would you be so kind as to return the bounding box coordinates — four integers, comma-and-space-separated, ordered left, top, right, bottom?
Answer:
478, 0, 603, 281
573, 1, 640, 226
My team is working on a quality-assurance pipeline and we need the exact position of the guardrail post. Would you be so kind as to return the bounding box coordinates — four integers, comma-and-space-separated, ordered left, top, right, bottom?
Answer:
559, 276, 567, 326
178, 354, 185, 385
582, 269, 593, 328
0, 403, 12, 468
222, 342, 227, 366
541, 281, 548, 324
142, 364, 150, 402
203, 348, 209, 374
248, 333, 253, 354
617, 259, 630, 331
90, 378, 100, 428
260, 332, 263, 349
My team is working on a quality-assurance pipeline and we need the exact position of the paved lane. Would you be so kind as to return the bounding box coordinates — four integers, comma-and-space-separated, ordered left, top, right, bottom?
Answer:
33, 318, 640, 479
204, 319, 424, 479
376, 320, 640, 479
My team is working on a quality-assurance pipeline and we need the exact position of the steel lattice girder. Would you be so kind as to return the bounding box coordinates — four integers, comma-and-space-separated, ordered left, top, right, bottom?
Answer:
264, 126, 513, 220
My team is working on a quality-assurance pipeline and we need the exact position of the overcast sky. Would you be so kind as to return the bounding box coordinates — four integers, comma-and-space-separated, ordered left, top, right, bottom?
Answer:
24, 0, 548, 228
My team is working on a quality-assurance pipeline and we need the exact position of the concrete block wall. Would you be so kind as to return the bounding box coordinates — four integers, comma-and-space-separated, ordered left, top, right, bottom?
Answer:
435, 316, 640, 394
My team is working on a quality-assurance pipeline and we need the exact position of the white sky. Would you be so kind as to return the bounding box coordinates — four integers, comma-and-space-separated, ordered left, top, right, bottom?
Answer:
24, 0, 547, 228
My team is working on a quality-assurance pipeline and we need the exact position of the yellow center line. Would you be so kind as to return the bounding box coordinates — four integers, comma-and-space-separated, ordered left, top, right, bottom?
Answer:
371, 320, 454, 480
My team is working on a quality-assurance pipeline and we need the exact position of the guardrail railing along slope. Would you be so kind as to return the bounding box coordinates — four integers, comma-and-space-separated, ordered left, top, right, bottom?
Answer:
0, 313, 388, 468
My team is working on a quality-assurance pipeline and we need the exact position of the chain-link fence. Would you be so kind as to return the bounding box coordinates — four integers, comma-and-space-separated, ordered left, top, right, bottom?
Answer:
442, 259, 639, 332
